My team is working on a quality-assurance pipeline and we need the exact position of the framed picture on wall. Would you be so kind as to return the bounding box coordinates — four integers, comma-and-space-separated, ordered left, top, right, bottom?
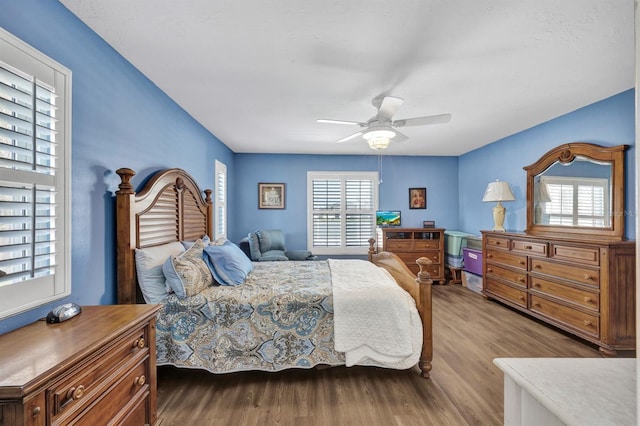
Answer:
258, 183, 286, 209
409, 187, 427, 209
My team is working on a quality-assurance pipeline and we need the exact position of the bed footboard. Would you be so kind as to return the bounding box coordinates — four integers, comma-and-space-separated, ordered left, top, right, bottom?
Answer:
368, 239, 433, 378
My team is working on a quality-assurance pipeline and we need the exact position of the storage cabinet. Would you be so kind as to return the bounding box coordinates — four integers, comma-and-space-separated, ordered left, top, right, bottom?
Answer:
382, 228, 445, 283
482, 231, 635, 355
0, 304, 161, 425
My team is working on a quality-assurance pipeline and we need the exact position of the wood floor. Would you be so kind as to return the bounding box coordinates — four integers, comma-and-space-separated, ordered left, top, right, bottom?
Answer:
156, 284, 606, 426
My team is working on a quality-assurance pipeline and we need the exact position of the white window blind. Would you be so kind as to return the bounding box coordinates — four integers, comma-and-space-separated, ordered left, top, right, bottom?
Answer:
541, 176, 609, 227
0, 29, 71, 319
307, 171, 378, 255
214, 160, 227, 240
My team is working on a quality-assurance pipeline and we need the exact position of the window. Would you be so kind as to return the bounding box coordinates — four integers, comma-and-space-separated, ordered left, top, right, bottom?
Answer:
214, 160, 227, 240
541, 176, 609, 227
307, 171, 378, 255
0, 29, 71, 319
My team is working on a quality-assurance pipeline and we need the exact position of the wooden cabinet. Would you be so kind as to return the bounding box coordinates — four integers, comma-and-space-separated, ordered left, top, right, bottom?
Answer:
0, 304, 161, 425
482, 231, 635, 355
382, 228, 445, 283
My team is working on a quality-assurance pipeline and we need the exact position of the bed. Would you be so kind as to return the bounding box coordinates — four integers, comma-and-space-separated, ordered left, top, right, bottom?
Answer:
115, 167, 433, 378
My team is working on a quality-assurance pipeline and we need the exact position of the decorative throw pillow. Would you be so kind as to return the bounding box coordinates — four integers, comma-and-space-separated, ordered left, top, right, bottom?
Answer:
247, 232, 262, 261
181, 235, 211, 250
203, 241, 253, 286
163, 239, 214, 298
135, 241, 185, 303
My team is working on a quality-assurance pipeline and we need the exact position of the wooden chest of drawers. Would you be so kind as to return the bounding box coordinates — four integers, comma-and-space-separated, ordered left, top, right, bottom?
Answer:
482, 231, 635, 355
382, 228, 445, 283
0, 304, 161, 425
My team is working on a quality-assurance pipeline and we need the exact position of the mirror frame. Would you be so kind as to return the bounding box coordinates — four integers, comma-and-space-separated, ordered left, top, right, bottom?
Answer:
524, 142, 628, 241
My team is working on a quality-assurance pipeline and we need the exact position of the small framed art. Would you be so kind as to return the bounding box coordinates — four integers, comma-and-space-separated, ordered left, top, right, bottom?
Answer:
258, 183, 285, 209
409, 187, 426, 209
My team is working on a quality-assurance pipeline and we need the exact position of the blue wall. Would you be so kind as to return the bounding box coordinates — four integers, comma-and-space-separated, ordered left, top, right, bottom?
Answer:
232, 154, 460, 249
458, 90, 636, 237
0, 2, 635, 335
0, 1, 234, 333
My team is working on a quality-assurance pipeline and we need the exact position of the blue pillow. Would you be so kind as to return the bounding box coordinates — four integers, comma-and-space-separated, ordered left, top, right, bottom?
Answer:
203, 242, 253, 286
247, 232, 262, 261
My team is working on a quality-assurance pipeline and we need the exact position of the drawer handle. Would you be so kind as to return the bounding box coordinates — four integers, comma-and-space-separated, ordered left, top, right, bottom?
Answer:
583, 296, 593, 303
32, 406, 41, 417
134, 375, 146, 386
133, 338, 146, 349
518, 277, 525, 283
487, 268, 493, 273
487, 254, 493, 258
533, 282, 541, 288
534, 264, 542, 269
518, 295, 525, 301
495, 241, 501, 245
67, 385, 85, 401
519, 260, 526, 265
583, 320, 593, 326
583, 274, 594, 281
533, 303, 541, 308
524, 245, 533, 250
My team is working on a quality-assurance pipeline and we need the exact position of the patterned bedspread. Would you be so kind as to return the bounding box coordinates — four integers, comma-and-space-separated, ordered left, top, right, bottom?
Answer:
156, 260, 346, 373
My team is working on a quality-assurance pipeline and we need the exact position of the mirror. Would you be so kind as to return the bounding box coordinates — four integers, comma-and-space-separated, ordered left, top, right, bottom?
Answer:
524, 143, 628, 241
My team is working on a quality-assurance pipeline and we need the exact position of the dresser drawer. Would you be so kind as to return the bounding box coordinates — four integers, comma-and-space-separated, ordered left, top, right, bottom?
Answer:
530, 258, 599, 287
485, 235, 510, 250
71, 359, 149, 426
485, 264, 527, 288
485, 249, 527, 270
530, 295, 599, 338
530, 276, 599, 312
551, 244, 599, 266
485, 279, 527, 308
414, 240, 440, 250
511, 239, 547, 256
403, 261, 440, 278
48, 326, 148, 423
386, 240, 413, 251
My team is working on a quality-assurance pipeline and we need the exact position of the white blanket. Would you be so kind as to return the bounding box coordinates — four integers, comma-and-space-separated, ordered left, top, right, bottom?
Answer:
329, 259, 422, 369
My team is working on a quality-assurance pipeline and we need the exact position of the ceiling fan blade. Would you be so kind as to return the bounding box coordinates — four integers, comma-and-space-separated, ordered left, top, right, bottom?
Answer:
317, 119, 363, 126
392, 130, 408, 143
336, 131, 363, 143
393, 113, 451, 127
375, 96, 404, 122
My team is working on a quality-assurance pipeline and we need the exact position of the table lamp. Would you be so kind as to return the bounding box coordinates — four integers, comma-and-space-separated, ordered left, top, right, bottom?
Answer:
482, 180, 515, 231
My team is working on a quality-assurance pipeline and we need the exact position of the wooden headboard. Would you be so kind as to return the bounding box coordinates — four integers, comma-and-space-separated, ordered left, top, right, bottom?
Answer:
115, 168, 213, 304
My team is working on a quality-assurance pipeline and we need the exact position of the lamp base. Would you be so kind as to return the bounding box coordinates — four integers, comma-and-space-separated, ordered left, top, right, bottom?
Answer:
492, 202, 506, 232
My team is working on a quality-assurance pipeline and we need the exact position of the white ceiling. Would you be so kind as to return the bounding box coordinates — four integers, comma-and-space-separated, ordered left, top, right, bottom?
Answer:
59, 0, 634, 156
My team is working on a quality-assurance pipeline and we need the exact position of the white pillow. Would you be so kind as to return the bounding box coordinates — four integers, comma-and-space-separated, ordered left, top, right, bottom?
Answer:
135, 242, 185, 303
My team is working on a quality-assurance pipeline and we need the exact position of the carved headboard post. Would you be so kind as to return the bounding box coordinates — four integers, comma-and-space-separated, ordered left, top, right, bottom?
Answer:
115, 168, 138, 304
204, 189, 213, 239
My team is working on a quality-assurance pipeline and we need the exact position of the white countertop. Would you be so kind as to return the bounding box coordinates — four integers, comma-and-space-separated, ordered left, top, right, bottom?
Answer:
494, 358, 637, 426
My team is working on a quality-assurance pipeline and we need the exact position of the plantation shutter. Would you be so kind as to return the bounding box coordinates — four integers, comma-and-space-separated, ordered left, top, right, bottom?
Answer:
308, 172, 378, 255
542, 176, 609, 227
0, 63, 59, 285
214, 160, 227, 239
0, 28, 71, 319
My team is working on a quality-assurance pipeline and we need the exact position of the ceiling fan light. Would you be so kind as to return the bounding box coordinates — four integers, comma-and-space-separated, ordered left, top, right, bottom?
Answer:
367, 136, 391, 150
363, 129, 395, 140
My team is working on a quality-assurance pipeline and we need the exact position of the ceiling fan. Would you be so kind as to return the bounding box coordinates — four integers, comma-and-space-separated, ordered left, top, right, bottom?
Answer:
317, 96, 451, 150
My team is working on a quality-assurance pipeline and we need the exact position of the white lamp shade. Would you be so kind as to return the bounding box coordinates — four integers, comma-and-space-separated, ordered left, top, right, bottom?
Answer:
535, 181, 551, 203
482, 180, 515, 202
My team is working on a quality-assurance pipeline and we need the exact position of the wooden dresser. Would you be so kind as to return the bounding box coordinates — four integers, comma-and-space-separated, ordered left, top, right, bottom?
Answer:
482, 231, 636, 355
381, 228, 445, 283
0, 304, 161, 426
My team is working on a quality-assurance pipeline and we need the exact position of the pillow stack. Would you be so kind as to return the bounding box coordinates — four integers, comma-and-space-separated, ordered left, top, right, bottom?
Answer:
135, 236, 254, 303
